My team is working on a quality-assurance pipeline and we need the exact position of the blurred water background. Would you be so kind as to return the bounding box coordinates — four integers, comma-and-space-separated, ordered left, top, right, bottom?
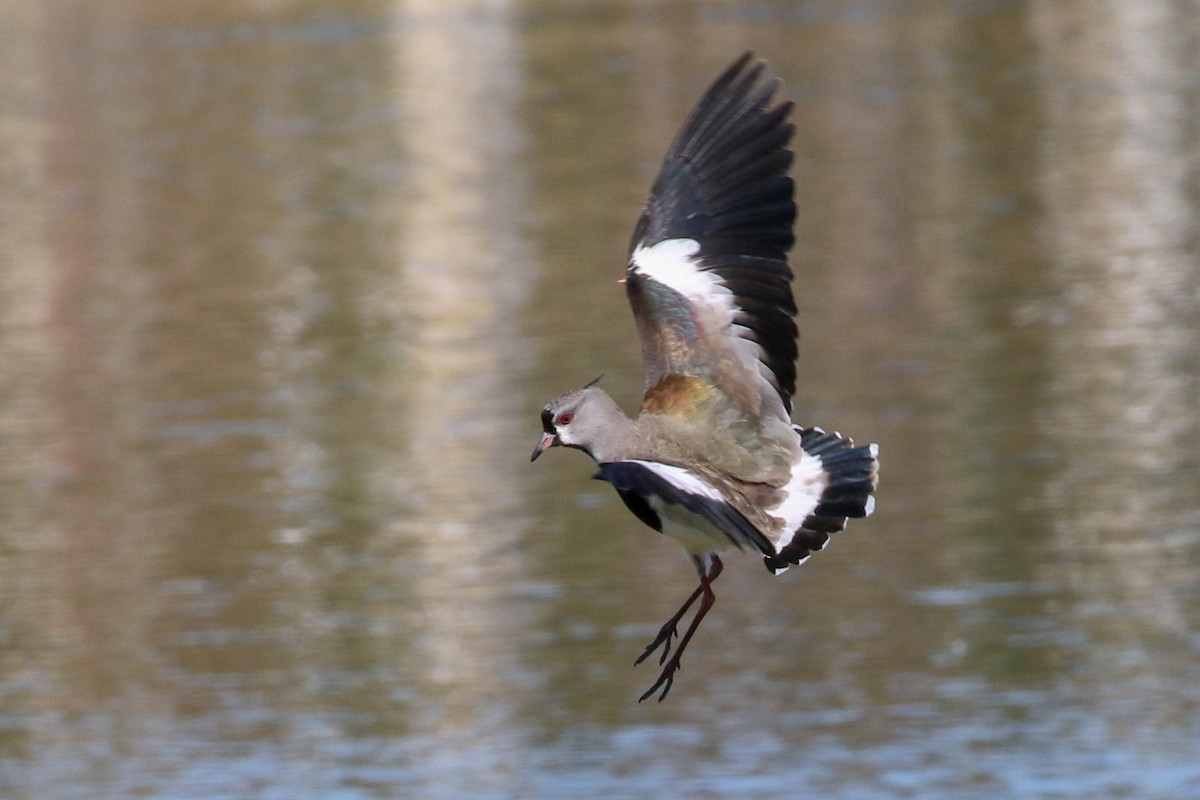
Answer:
1, 1, 1198, 798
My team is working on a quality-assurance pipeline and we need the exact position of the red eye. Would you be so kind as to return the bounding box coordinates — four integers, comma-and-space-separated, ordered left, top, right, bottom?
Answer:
556, 413, 574, 426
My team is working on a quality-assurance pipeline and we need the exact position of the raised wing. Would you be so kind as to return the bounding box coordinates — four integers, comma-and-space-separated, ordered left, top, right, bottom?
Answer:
625, 53, 798, 421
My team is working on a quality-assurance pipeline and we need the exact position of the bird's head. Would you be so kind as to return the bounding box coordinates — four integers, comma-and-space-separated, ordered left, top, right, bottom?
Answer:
530, 376, 616, 463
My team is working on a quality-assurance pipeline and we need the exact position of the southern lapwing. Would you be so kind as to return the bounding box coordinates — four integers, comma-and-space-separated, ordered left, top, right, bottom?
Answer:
531, 52, 879, 702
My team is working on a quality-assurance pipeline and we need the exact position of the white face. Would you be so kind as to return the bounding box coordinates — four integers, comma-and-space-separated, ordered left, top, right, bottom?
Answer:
551, 408, 579, 445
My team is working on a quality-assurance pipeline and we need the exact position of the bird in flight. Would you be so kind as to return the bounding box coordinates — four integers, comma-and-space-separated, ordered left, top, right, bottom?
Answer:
531, 52, 879, 702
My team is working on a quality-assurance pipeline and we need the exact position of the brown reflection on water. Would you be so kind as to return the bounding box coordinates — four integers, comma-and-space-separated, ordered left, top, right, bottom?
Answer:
1032, 1, 1200, 723
0, 0, 416, 786
9, 0, 368, 747
384, 0, 537, 740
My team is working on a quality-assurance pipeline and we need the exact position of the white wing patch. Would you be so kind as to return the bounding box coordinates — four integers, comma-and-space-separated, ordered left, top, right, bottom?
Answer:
630, 238, 786, 419
768, 449, 828, 553
630, 238, 724, 300
625, 459, 724, 501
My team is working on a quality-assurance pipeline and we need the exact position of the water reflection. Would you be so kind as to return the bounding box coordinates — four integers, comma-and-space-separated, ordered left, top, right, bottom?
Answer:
385, 0, 541, 755
0, 1, 1197, 798
1032, 0, 1200, 748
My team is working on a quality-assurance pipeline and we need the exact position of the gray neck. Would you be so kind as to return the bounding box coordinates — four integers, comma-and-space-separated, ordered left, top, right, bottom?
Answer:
580, 389, 637, 464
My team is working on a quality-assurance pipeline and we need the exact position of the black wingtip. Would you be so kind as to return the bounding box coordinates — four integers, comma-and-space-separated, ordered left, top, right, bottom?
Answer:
630, 52, 795, 259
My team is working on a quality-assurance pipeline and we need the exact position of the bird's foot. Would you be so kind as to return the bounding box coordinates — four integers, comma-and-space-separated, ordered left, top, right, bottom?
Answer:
634, 619, 679, 667
638, 654, 681, 703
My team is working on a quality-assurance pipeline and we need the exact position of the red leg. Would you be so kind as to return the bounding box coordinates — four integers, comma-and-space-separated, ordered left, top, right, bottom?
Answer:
634, 583, 703, 667
638, 555, 723, 703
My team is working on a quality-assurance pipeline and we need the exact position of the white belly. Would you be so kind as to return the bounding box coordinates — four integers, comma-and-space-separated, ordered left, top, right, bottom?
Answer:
652, 497, 740, 556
